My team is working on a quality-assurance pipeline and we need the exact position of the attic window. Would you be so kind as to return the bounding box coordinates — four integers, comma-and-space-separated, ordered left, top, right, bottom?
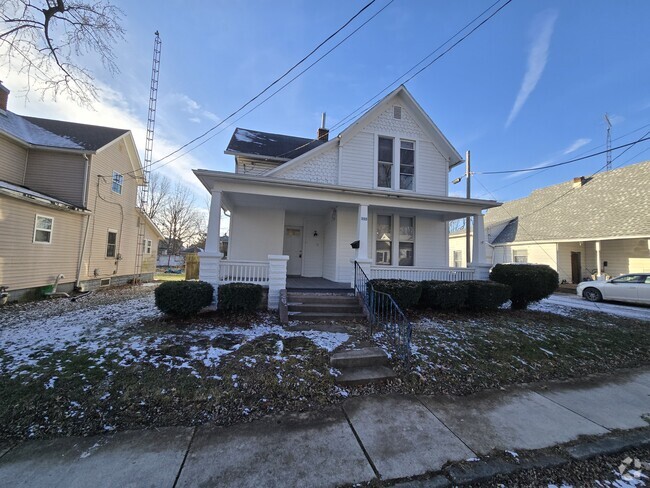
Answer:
393, 106, 402, 119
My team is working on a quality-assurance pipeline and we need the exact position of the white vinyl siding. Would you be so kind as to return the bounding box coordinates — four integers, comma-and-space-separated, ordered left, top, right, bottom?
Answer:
416, 141, 447, 196
23, 150, 87, 207
339, 131, 374, 189
33, 214, 54, 243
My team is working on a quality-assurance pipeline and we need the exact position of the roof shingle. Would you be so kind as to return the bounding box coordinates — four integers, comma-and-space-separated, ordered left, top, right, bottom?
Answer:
226, 128, 325, 161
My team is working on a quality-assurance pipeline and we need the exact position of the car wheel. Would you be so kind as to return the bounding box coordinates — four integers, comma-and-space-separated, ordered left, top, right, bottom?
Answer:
583, 287, 603, 302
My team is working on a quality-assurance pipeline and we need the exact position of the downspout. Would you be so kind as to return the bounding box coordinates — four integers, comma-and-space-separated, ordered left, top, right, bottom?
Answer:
76, 154, 91, 289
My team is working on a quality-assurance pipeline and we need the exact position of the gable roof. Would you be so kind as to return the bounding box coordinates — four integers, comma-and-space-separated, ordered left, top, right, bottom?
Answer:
0, 111, 84, 150
225, 128, 325, 162
485, 160, 650, 243
23, 116, 129, 151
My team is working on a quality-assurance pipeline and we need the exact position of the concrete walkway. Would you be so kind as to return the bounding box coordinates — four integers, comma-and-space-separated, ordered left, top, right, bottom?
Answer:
1, 368, 649, 487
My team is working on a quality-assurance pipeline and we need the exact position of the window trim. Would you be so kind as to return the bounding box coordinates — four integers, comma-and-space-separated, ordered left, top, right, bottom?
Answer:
111, 171, 124, 195
106, 229, 118, 258
375, 134, 416, 192
33, 214, 54, 244
512, 249, 528, 264
143, 239, 153, 255
373, 213, 416, 267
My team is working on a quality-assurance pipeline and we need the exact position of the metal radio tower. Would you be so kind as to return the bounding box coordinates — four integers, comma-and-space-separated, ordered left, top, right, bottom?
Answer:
605, 113, 612, 171
135, 31, 162, 281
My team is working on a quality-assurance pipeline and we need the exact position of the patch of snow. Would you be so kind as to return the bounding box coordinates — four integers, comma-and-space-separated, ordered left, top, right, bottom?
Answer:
532, 294, 650, 322
505, 450, 519, 458
539, 347, 555, 356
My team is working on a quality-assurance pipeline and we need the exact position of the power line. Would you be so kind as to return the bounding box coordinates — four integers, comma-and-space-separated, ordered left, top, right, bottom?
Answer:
144, 0, 396, 173
274, 0, 512, 160
477, 136, 650, 175
144, 0, 383, 169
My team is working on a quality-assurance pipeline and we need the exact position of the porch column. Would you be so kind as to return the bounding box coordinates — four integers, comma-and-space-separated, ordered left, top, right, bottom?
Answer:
205, 190, 222, 252
268, 254, 289, 310
357, 204, 369, 260
595, 240, 602, 279
471, 213, 490, 280
200, 189, 223, 304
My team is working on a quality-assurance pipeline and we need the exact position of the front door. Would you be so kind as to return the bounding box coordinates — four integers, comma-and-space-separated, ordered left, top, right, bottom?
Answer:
283, 226, 303, 276
571, 252, 581, 284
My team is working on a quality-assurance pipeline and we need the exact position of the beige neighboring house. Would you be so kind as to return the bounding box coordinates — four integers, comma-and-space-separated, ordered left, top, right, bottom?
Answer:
0, 83, 164, 300
449, 160, 650, 283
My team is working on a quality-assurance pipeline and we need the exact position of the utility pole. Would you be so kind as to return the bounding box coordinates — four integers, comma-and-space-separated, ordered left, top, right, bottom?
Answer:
465, 150, 471, 265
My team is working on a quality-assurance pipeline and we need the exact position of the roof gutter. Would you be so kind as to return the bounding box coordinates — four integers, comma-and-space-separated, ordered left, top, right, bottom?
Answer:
224, 150, 290, 163
0, 187, 90, 213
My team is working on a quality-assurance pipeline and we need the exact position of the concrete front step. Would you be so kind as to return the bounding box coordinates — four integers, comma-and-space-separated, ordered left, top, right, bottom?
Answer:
330, 347, 389, 369
287, 294, 358, 305
289, 312, 365, 321
335, 365, 397, 386
289, 303, 362, 314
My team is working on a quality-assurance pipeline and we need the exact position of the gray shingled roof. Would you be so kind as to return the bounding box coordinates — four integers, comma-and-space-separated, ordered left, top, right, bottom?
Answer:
226, 128, 325, 161
23, 116, 129, 151
485, 160, 650, 243
0, 111, 84, 150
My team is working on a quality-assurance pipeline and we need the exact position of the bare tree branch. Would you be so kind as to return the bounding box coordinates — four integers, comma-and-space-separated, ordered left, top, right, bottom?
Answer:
0, 0, 125, 106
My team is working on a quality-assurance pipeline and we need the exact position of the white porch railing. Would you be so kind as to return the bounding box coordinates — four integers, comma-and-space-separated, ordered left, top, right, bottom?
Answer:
219, 260, 270, 284
370, 266, 475, 282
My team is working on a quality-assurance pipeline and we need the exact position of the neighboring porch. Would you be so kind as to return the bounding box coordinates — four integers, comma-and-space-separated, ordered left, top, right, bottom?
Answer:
195, 171, 498, 309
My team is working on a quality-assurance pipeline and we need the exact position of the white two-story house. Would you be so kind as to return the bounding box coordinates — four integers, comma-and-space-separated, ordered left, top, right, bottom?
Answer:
194, 86, 500, 309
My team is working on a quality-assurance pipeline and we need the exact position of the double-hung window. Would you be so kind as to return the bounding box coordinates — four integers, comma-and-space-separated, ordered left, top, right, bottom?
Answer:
377, 137, 415, 190
33, 215, 53, 243
377, 137, 393, 188
143, 239, 152, 254
400, 141, 415, 190
375, 215, 392, 265
513, 249, 528, 263
398, 217, 414, 266
112, 171, 123, 194
106, 230, 118, 258
453, 250, 462, 268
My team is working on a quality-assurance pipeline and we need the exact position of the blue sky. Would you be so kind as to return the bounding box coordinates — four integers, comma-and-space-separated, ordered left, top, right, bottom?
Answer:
4, 0, 650, 204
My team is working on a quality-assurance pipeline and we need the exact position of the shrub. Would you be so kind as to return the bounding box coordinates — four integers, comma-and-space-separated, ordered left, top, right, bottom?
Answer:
369, 279, 422, 310
463, 280, 511, 311
490, 264, 558, 310
154, 281, 214, 317
218, 282, 263, 312
419, 280, 468, 311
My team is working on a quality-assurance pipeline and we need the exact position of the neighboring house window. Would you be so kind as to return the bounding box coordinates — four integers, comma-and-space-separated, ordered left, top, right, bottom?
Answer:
375, 215, 392, 265
112, 171, 124, 194
453, 250, 463, 268
377, 137, 393, 188
143, 239, 152, 254
399, 216, 414, 266
106, 230, 118, 258
33, 215, 53, 243
513, 249, 528, 263
400, 140, 415, 190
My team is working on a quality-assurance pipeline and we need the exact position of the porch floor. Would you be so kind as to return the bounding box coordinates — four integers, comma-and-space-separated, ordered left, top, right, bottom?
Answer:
286, 277, 353, 292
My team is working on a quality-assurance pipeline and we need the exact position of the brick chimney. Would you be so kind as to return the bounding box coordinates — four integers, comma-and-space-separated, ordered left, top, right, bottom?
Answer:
0, 81, 9, 112
317, 112, 329, 141
572, 176, 585, 188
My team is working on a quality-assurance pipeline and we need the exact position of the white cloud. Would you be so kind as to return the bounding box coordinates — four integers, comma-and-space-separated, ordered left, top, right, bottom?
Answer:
2, 70, 208, 195
171, 93, 220, 124
505, 10, 558, 128
562, 138, 591, 155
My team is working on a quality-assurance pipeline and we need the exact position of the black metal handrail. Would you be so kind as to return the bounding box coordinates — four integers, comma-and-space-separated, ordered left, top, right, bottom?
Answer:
354, 261, 412, 362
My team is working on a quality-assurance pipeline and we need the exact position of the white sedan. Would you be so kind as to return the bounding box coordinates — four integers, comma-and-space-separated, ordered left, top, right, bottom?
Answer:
576, 273, 650, 305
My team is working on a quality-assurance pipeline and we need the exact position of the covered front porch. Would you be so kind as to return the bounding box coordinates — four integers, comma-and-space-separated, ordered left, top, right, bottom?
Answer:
195, 170, 499, 309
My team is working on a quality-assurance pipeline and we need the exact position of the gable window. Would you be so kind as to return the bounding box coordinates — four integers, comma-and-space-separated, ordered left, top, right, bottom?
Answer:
377, 137, 393, 188
400, 141, 415, 190
399, 217, 414, 266
513, 249, 528, 263
142, 239, 152, 254
106, 230, 118, 258
375, 215, 392, 265
112, 171, 124, 194
33, 215, 53, 243
453, 250, 463, 268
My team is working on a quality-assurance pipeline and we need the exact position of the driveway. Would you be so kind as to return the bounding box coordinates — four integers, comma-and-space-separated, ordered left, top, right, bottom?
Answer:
532, 293, 650, 321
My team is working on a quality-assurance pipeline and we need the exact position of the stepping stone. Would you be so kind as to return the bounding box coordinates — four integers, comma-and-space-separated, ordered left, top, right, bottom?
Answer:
331, 347, 388, 368
336, 365, 396, 386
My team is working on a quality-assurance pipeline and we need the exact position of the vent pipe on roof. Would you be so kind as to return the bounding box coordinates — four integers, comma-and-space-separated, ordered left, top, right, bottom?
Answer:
317, 112, 329, 142
0, 81, 9, 112
572, 176, 586, 188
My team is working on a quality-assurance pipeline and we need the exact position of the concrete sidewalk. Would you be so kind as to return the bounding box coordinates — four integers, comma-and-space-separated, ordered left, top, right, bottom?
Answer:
1, 368, 649, 487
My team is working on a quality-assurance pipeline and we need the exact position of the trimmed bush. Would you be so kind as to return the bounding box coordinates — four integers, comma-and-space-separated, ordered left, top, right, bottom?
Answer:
369, 279, 422, 310
155, 281, 214, 317
463, 280, 511, 311
218, 282, 263, 312
419, 280, 468, 311
490, 264, 558, 310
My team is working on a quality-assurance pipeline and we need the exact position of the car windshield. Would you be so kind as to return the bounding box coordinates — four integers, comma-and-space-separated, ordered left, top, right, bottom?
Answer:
611, 275, 645, 283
